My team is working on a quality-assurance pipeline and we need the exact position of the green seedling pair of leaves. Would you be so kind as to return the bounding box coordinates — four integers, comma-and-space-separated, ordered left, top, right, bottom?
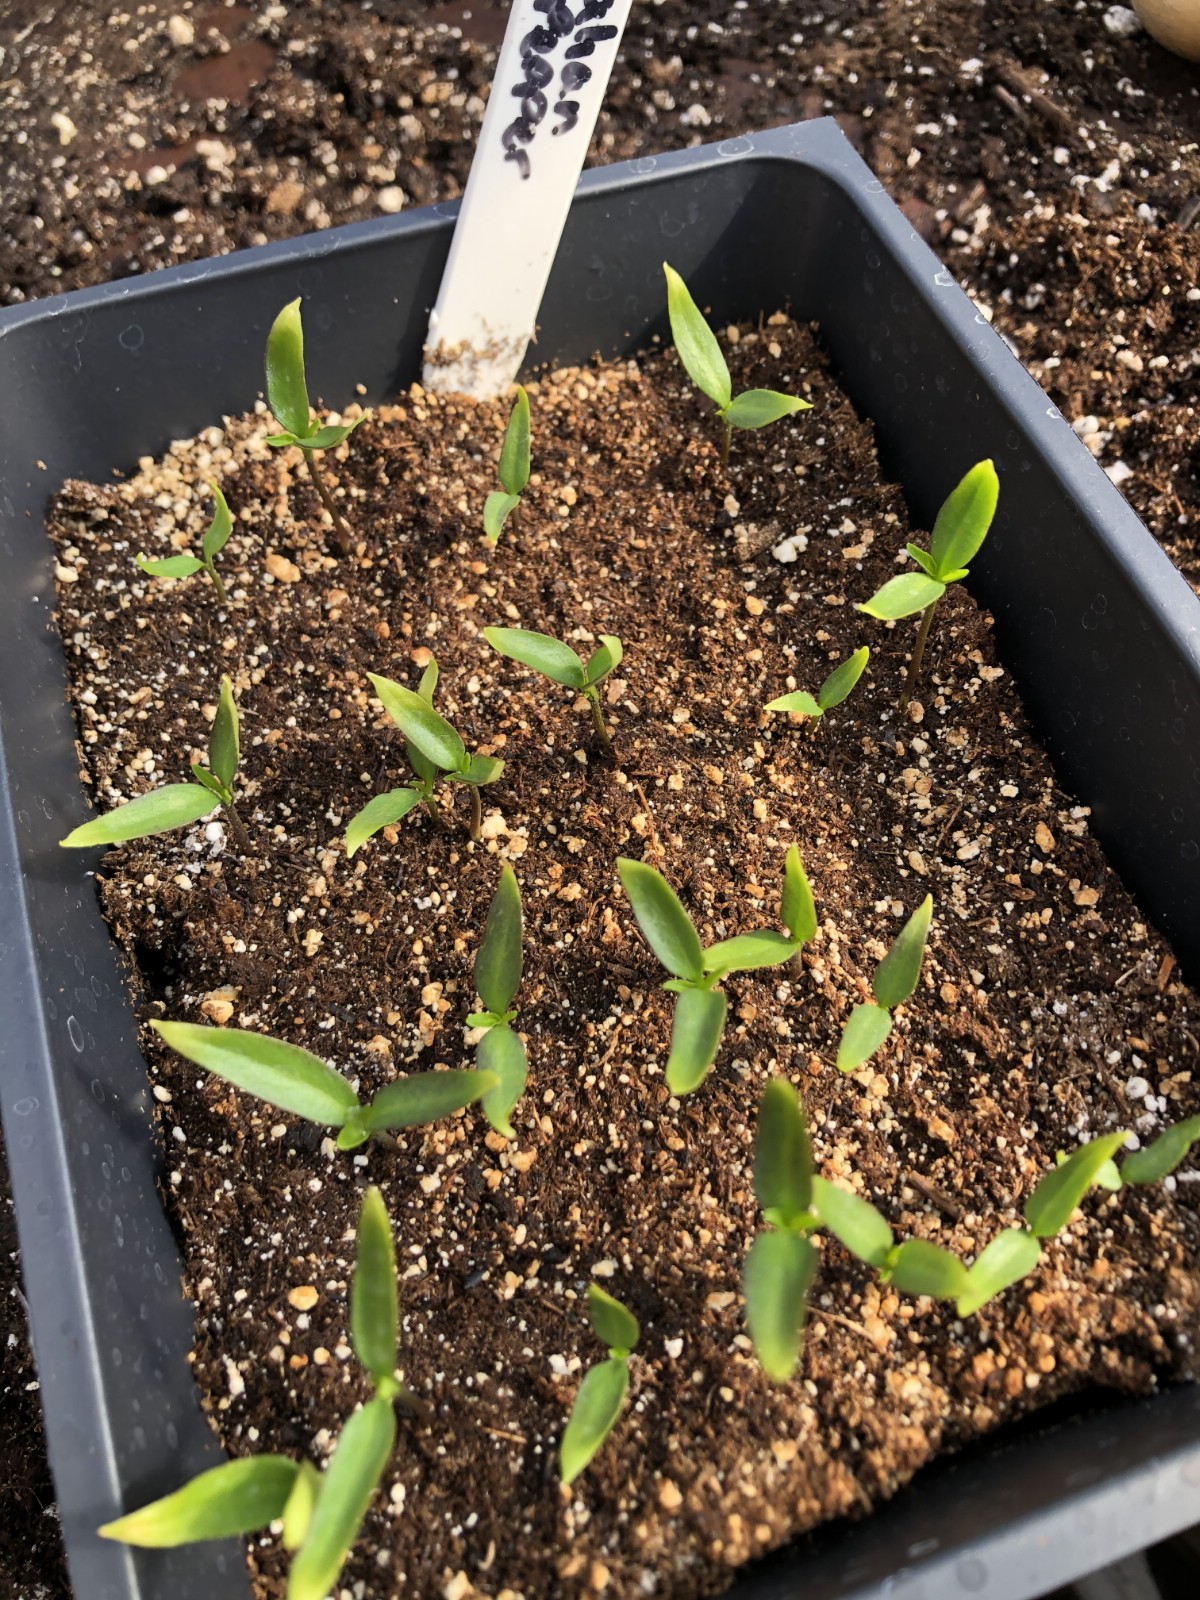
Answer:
265, 298, 365, 555
858, 459, 999, 711
560, 1284, 641, 1486
485, 625, 623, 757
100, 1187, 411, 1599
618, 846, 816, 1096
137, 483, 233, 606
484, 385, 531, 544
346, 656, 504, 855
150, 1018, 498, 1150
663, 262, 811, 469
467, 864, 528, 1139
836, 896, 933, 1074
766, 646, 869, 727
61, 675, 249, 852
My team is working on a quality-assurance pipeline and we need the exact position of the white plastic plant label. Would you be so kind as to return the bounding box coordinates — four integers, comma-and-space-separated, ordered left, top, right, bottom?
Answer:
423, 0, 633, 399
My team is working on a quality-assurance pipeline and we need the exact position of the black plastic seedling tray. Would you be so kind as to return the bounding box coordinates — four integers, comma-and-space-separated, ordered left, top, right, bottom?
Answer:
1, 120, 1198, 1600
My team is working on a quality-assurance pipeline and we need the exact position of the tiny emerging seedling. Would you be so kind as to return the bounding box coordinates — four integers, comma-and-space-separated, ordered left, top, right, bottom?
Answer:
345, 657, 504, 853
618, 845, 816, 1095
484, 625, 623, 757
61, 674, 249, 852
560, 1284, 640, 1486
149, 1020, 498, 1150
100, 1187, 414, 1600
744, 1079, 821, 1381
663, 262, 811, 470
265, 298, 366, 556
137, 483, 233, 606
836, 895, 933, 1074
467, 864, 528, 1139
484, 385, 530, 544
766, 646, 869, 730
858, 459, 999, 712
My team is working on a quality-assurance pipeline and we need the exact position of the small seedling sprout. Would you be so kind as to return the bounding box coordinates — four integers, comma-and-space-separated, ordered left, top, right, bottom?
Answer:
484, 385, 531, 544
618, 845, 816, 1095
858, 460, 999, 711
663, 262, 811, 469
61, 674, 249, 852
560, 1284, 641, 1485
484, 625, 623, 757
137, 483, 233, 605
265, 298, 366, 556
836, 896, 933, 1074
744, 1079, 820, 1381
149, 1020, 498, 1150
766, 646, 869, 728
468, 864, 528, 1138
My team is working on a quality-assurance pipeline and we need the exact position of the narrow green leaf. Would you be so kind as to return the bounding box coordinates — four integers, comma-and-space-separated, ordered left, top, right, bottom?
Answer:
484, 627, 585, 689
873, 895, 933, 1008
452, 754, 505, 787
1094, 1157, 1124, 1192
702, 929, 799, 977
753, 1078, 812, 1225
724, 389, 811, 429
584, 634, 623, 686
478, 1025, 527, 1139
368, 673, 466, 773
305, 418, 365, 452
1024, 1130, 1132, 1238
665, 985, 728, 1096
929, 459, 999, 580
202, 484, 233, 562
781, 844, 817, 946
744, 1229, 818, 1383
60, 782, 218, 848
957, 1228, 1041, 1317
905, 544, 940, 579
345, 788, 423, 858
151, 1020, 359, 1126
836, 1003, 893, 1074
99, 1456, 299, 1546
351, 1187, 399, 1387
190, 764, 227, 800
475, 863, 523, 1014
498, 385, 531, 497
417, 658, 439, 705
886, 1238, 970, 1300
857, 573, 946, 621
560, 1357, 629, 1486
363, 1069, 498, 1133
265, 431, 302, 448
616, 858, 704, 981
663, 262, 732, 409
818, 646, 870, 712
265, 298, 312, 440
810, 1176, 895, 1267
587, 1284, 640, 1355
208, 675, 240, 792
484, 490, 521, 544
1120, 1115, 1200, 1186
137, 553, 205, 580
286, 1399, 395, 1600
280, 1460, 321, 1553
765, 690, 823, 719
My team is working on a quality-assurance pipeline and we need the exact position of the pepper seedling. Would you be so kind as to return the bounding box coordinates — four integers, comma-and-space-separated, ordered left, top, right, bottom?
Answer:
858, 459, 999, 711
468, 864, 528, 1139
484, 385, 530, 544
149, 1019, 498, 1151
836, 895, 933, 1074
61, 674, 249, 852
618, 845, 816, 1095
346, 658, 504, 852
744, 1079, 821, 1381
484, 625, 623, 757
100, 1187, 412, 1600
137, 482, 233, 606
766, 646, 869, 728
265, 298, 366, 556
663, 262, 811, 470
560, 1284, 641, 1486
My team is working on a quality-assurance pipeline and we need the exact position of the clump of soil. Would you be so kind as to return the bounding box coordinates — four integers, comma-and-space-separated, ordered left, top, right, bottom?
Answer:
48, 319, 1200, 1599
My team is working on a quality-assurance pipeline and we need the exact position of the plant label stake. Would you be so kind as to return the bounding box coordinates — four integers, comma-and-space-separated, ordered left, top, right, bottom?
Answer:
423, 0, 633, 400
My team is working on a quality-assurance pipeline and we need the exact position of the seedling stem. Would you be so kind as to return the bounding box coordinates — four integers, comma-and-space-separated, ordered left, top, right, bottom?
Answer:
586, 687, 614, 757
305, 451, 353, 556
900, 600, 938, 713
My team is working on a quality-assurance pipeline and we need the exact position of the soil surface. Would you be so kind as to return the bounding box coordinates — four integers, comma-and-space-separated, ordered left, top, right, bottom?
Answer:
46, 318, 1200, 1600
4, 2, 1200, 1596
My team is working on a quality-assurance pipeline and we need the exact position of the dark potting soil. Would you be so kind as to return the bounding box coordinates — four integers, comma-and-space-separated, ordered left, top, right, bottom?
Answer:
46, 318, 1200, 1600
